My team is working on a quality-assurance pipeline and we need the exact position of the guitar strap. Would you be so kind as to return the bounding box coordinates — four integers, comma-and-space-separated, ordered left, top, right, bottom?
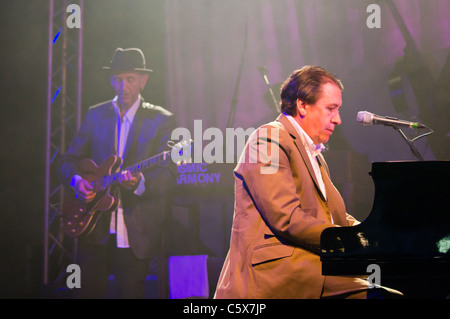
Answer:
110, 111, 121, 236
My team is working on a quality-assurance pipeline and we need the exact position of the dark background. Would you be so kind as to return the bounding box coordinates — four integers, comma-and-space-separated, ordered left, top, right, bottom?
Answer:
1, 0, 48, 298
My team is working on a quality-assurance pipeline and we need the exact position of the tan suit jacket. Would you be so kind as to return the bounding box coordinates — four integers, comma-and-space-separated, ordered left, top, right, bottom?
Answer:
215, 114, 360, 298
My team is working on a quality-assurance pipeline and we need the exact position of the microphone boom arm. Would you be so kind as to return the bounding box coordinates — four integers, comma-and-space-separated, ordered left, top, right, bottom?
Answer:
393, 124, 433, 161
395, 127, 424, 161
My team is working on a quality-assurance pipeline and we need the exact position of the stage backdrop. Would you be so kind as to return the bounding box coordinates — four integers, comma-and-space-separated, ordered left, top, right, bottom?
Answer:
164, 0, 450, 164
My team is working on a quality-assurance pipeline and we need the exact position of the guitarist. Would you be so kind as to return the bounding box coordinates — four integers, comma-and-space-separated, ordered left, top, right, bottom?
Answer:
59, 48, 175, 298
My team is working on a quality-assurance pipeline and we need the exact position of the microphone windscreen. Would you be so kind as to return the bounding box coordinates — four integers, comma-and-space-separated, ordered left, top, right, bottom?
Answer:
356, 111, 373, 125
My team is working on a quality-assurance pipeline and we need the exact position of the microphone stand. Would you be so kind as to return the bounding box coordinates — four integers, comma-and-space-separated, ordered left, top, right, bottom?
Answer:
393, 125, 433, 161
258, 66, 280, 112
227, 19, 248, 128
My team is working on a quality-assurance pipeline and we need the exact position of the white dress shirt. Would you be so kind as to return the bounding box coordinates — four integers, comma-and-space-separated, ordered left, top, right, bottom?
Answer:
285, 114, 327, 201
110, 95, 146, 248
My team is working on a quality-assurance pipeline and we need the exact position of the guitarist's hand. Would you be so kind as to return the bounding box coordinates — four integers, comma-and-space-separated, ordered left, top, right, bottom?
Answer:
119, 170, 142, 191
74, 178, 96, 203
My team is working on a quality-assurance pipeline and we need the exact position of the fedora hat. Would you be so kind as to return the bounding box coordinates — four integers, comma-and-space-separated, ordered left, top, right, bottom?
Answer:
103, 48, 153, 73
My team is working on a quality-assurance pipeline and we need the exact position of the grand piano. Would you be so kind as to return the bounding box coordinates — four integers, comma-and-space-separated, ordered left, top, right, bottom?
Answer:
321, 161, 450, 298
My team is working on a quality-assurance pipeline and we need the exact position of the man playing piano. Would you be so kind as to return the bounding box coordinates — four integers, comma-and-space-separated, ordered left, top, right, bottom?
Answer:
215, 65, 402, 299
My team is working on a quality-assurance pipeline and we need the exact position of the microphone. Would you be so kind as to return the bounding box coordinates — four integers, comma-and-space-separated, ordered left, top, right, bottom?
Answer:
356, 111, 425, 129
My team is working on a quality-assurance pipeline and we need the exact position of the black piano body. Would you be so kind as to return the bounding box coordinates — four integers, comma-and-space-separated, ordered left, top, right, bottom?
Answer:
321, 161, 450, 298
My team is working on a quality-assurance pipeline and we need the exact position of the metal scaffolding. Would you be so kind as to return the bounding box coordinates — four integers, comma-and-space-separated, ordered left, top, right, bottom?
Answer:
44, 0, 83, 294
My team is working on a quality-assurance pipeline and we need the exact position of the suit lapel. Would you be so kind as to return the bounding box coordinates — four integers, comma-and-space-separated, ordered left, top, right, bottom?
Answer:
105, 102, 119, 156
317, 154, 347, 225
122, 100, 146, 166
277, 114, 326, 202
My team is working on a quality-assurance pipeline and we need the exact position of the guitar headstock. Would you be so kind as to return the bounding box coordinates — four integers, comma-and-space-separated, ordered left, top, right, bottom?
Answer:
168, 139, 193, 165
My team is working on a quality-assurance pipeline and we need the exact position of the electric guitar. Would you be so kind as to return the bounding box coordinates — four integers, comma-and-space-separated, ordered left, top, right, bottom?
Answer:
62, 139, 192, 237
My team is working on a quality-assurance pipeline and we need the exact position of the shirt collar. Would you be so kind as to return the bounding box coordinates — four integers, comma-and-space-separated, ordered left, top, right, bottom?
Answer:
284, 114, 325, 157
112, 95, 141, 123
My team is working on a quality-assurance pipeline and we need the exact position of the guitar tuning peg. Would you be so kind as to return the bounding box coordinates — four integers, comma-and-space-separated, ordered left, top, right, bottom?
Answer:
167, 140, 175, 148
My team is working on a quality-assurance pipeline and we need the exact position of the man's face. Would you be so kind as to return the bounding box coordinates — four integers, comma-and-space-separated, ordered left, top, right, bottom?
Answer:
297, 82, 342, 145
110, 72, 148, 110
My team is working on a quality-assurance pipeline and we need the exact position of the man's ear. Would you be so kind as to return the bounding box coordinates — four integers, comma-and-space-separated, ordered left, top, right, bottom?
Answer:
296, 99, 308, 118
110, 75, 116, 89
140, 73, 149, 90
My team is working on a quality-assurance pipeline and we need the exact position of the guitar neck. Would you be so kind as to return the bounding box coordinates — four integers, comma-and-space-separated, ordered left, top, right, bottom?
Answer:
126, 150, 171, 175
102, 150, 171, 189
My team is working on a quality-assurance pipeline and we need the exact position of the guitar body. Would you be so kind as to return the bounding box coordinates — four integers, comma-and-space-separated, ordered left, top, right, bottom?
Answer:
62, 155, 122, 237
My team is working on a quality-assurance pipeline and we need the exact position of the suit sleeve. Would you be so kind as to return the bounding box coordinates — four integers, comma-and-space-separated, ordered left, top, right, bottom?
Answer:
236, 124, 335, 254
124, 110, 176, 200
58, 109, 92, 187
145, 113, 176, 197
